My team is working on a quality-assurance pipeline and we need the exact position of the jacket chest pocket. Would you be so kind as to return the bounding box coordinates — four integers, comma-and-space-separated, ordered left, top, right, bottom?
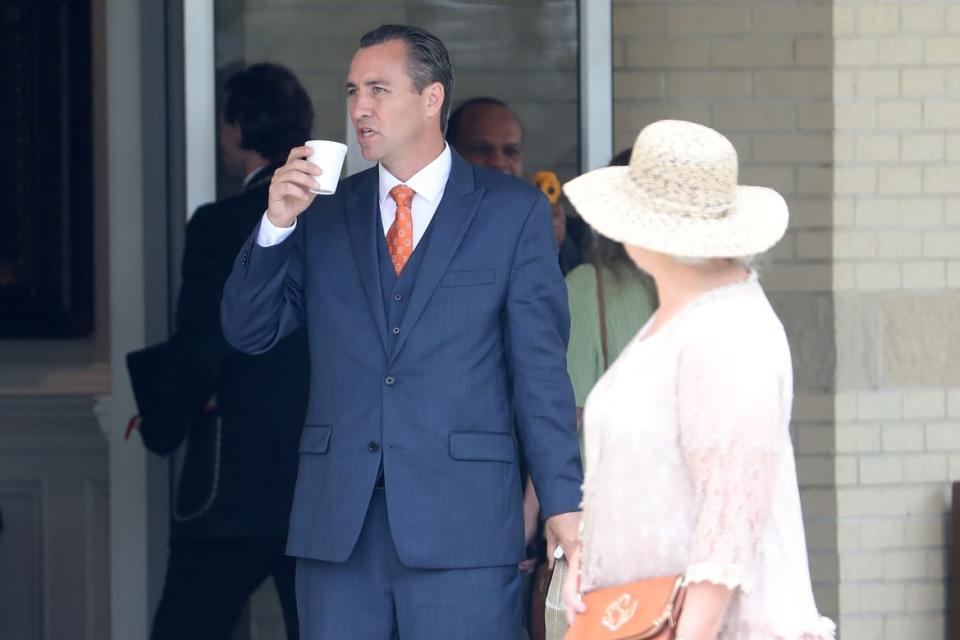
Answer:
439, 268, 496, 288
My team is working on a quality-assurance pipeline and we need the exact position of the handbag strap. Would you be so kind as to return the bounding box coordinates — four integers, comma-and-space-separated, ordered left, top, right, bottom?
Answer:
595, 266, 610, 371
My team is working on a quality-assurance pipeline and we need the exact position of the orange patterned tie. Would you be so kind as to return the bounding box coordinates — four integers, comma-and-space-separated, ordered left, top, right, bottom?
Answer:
387, 184, 415, 275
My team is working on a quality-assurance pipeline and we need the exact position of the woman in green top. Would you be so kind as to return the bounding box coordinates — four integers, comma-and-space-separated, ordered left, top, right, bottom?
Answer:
565, 235, 657, 412
566, 147, 658, 422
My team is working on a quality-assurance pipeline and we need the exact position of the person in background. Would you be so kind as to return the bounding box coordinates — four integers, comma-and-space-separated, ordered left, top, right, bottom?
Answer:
563, 147, 657, 423
446, 96, 524, 177
561, 120, 835, 639
127, 62, 313, 640
447, 97, 584, 275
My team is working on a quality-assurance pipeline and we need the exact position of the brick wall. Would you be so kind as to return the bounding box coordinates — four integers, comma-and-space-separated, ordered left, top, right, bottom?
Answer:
612, 0, 840, 621
832, 2, 960, 637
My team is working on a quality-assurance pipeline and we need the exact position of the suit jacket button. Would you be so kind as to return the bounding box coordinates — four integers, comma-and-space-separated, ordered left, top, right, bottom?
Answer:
368, 441, 380, 453
384, 375, 396, 386
241, 251, 248, 267
392, 327, 400, 335
393, 293, 402, 302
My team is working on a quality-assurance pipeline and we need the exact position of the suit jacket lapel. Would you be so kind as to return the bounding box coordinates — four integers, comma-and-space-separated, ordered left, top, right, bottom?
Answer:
388, 154, 484, 365
345, 168, 390, 357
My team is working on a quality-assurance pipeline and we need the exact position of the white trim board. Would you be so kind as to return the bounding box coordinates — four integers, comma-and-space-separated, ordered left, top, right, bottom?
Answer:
579, 0, 613, 172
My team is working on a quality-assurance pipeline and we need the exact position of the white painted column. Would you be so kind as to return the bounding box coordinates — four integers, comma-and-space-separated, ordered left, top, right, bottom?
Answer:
579, 0, 613, 172
105, 0, 150, 636
184, 1, 217, 219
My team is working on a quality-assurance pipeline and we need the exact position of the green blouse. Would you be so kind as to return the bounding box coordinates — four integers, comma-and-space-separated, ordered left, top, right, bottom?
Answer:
565, 263, 656, 407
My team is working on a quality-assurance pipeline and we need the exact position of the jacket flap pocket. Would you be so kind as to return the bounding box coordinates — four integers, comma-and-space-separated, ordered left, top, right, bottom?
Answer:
440, 268, 496, 288
449, 431, 516, 463
300, 424, 332, 454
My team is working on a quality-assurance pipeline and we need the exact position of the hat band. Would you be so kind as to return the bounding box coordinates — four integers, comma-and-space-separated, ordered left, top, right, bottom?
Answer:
637, 189, 736, 220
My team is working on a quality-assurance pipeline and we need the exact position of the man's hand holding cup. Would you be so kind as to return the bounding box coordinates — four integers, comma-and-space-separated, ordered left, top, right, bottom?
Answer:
268, 140, 347, 228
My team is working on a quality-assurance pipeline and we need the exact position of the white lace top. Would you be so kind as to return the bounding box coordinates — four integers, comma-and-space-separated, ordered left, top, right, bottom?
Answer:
579, 273, 835, 639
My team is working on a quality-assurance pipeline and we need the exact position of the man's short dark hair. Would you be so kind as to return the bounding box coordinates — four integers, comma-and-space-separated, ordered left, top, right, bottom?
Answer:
360, 25, 455, 133
222, 63, 314, 164
446, 97, 523, 147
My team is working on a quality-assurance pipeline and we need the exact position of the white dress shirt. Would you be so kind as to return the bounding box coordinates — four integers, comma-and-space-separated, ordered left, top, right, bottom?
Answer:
243, 164, 270, 189
257, 144, 452, 248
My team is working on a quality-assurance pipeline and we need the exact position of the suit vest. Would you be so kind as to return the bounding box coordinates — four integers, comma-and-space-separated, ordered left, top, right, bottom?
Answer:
376, 217, 435, 354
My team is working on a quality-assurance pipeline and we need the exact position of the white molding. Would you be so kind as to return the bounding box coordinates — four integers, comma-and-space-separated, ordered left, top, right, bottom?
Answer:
0, 480, 44, 639
183, 0, 217, 220
0, 396, 107, 456
0, 363, 109, 398
579, 0, 613, 172
105, 0, 151, 636
94, 394, 112, 445
0, 427, 109, 638
85, 478, 111, 640
0, 395, 103, 421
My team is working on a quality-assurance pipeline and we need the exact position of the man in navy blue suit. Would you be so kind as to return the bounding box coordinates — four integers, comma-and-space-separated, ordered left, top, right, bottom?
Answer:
221, 25, 583, 639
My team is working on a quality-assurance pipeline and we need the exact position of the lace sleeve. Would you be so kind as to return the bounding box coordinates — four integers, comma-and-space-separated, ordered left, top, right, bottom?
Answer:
676, 325, 787, 593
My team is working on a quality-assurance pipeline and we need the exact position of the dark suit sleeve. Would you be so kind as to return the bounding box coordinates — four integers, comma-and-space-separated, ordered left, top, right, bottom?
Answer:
126, 343, 191, 455
506, 194, 584, 519
221, 215, 307, 355
132, 208, 230, 454
168, 207, 233, 390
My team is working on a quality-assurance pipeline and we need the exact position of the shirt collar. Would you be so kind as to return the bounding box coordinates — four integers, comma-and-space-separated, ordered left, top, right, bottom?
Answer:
378, 144, 452, 207
243, 164, 271, 189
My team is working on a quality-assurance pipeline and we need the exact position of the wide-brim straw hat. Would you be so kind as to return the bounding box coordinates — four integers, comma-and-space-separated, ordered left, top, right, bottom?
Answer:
563, 120, 788, 258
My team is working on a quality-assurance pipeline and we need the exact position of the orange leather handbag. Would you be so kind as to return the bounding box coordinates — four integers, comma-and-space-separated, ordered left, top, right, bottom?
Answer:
564, 575, 686, 640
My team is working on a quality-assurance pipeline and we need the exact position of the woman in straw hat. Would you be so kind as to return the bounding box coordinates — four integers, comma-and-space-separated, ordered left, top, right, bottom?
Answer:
560, 120, 834, 639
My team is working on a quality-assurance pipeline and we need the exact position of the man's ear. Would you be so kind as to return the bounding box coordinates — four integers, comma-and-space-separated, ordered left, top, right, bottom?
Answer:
424, 82, 444, 118
221, 120, 242, 147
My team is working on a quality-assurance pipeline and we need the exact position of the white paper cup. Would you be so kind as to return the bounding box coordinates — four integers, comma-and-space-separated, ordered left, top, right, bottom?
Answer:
305, 140, 348, 195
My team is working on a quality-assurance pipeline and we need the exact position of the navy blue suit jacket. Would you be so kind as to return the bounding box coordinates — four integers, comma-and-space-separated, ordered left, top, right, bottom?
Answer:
221, 152, 583, 569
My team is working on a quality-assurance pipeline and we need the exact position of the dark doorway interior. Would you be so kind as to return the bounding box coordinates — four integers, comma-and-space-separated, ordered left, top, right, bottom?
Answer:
0, 0, 93, 337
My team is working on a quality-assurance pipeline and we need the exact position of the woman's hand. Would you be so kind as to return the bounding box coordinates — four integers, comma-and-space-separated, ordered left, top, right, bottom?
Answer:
562, 546, 587, 625
545, 511, 581, 570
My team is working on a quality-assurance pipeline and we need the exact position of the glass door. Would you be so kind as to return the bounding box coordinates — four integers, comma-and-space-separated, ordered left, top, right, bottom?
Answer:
213, 1, 583, 194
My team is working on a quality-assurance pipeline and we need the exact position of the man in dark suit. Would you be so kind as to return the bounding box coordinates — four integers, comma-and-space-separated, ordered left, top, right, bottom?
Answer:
220, 25, 583, 640
127, 63, 313, 640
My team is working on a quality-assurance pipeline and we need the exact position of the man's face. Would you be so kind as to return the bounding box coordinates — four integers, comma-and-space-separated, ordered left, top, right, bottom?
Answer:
347, 40, 435, 166
452, 104, 524, 177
